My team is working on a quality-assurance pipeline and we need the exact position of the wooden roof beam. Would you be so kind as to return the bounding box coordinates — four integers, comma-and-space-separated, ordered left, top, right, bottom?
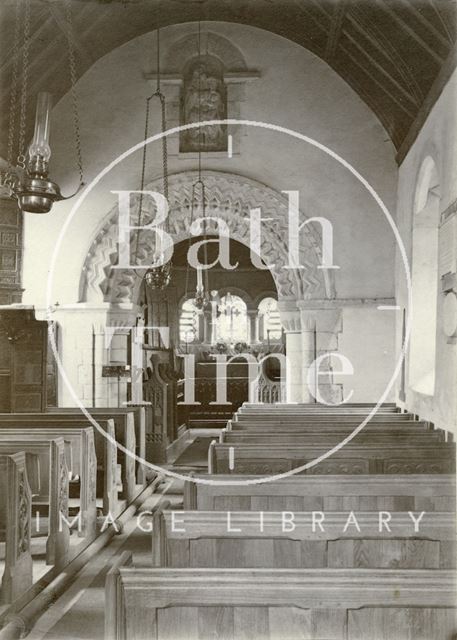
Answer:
47, 3, 93, 69
376, 0, 445, 65
325, 0, 347, 60
295, 1, 415, 119
346, 7, 424, 103
342, 23, 419, 108
400, 0, 453, 47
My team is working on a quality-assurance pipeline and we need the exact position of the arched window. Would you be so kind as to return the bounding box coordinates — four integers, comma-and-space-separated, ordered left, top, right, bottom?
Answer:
258, 297, 282, 341
179, 298, 199, 344
409, 157, 440, 395
215, 293, 248, 343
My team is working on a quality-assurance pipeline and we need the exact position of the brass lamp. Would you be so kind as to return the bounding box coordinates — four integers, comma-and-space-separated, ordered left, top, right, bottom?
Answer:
16, 92, 64, 214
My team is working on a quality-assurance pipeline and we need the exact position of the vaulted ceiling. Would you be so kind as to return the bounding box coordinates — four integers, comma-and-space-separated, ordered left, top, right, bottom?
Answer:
1, 0, 456, 164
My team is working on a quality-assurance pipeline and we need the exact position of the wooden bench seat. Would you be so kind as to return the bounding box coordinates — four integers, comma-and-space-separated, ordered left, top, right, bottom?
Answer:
105, 552, 457, 640
183, 474, 456, 512
240, 402, 399, 411
0, 413, 136, 509
229, 420, 434, 432
0, 453, 32, 605
237, 409, 405, 419
208, 441, 456, 475
47, 407, 146, 485
152, 507, 456, 570
0, 438, 69, 568
220, 430, 446, 445
234, 414, 419, 424
45, 412, 137, 503
0, 426, 96, 538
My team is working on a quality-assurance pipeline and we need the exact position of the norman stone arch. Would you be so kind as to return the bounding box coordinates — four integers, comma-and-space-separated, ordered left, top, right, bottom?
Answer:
79, 171, 333, 304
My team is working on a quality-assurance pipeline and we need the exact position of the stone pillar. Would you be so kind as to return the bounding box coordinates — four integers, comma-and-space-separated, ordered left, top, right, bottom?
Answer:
203, 308, 212, 344
298, 301, 343, 405
278, 302, 303, 403
43, 303, 140, 408
298, 309, 317, 403
247, 309, 259, 344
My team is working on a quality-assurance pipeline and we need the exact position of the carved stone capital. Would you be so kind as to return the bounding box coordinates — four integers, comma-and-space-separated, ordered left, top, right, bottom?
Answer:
277, 301, 301, 333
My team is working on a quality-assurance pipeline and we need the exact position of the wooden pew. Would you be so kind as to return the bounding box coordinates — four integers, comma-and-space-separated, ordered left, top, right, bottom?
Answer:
0, 453, 33, 605
208, 441, 456, 475
151, 507, 456, 570
239, 402, 400, 413
220, 430, 446, 445
234, 413, 418, 423
227, 420, 436, 433
47, 407, 146, 485
0, 413, 135, 509
183, 474, 456, 512
0, 425, 97, 538
24, 413, 135, 501
0, 438, 69, 569
105, 551, 457, 640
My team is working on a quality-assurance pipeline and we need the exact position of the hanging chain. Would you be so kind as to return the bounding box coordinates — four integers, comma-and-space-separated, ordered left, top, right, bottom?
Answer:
197, 18, 209, 295
155, 25, 168, 233
133, 95, 152, 268
65, 0, 84, 186
5, 0, 22, 177
159, 93, 168, 227
133, 25, 169, 268
17, 0, 31, 169
197, 18, 202, 182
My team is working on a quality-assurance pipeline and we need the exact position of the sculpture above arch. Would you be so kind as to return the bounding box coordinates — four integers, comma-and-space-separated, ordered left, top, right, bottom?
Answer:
79, 171, 334, 305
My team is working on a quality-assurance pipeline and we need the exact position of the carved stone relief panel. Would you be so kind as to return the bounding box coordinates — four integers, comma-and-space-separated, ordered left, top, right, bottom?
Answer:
144, 32, 259, 158
180, 56, 227, 153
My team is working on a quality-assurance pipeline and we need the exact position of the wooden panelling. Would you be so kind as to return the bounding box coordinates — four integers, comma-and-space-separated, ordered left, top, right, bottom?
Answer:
185, 475, 456, 512
105, 554, 457, 640
0, 310, 48, 412
348, 607, 457, 640
0, 200, 22, 305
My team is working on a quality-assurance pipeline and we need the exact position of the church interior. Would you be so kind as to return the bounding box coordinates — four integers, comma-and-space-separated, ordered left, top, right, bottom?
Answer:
0, 0, 456, 638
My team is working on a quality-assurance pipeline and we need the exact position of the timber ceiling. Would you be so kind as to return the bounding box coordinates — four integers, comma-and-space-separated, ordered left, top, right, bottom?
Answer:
0, 0, 456, 164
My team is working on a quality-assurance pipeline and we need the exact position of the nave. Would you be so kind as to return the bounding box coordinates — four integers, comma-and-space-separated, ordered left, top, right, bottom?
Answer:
1, 1, 457, 638
0, 402, 455, 640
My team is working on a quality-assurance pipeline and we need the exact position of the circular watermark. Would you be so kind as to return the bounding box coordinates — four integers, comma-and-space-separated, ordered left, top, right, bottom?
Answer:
46, 118, 412, 486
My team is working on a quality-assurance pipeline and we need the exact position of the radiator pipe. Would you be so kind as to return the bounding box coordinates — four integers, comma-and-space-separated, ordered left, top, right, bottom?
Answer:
0, 476, 164, 640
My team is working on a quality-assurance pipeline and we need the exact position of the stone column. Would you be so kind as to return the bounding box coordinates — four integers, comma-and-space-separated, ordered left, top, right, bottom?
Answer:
298, 308, 317, 403
203, 308, 212, 344
43, 302, 139, 408
247, 309, 259, 344
298, 301, 343, 405
278, 302, 303, 403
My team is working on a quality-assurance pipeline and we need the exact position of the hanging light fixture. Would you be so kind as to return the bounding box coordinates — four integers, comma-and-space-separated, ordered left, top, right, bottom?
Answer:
192, 181, 212, 311
189, 20, 215, 313
134, 26, 172, 291
1, 0, 84, 214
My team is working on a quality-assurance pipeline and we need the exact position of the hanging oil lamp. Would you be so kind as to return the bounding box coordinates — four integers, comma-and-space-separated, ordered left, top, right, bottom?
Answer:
1, 0, 84, 214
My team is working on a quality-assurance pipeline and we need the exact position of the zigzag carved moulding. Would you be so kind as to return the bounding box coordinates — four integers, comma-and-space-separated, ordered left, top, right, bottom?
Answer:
80, 171, 332, 303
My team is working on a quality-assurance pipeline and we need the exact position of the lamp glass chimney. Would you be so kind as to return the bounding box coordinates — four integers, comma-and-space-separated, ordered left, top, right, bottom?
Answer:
28, 92, 52, 163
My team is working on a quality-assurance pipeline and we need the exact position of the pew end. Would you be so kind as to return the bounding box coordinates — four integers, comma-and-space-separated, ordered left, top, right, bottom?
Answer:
207, 440, 217, 475
151, 500, 172, 567
183, 472, 197, 510
105, 551, 133, 640
0, 453, 33, 605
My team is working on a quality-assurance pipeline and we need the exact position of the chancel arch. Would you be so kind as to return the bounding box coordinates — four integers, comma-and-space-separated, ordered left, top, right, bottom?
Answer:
79, 170, 334, 305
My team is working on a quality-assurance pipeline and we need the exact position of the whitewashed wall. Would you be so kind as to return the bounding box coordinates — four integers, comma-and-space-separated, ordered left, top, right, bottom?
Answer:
21, 21, 399, 404
395, 69, 457, 435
